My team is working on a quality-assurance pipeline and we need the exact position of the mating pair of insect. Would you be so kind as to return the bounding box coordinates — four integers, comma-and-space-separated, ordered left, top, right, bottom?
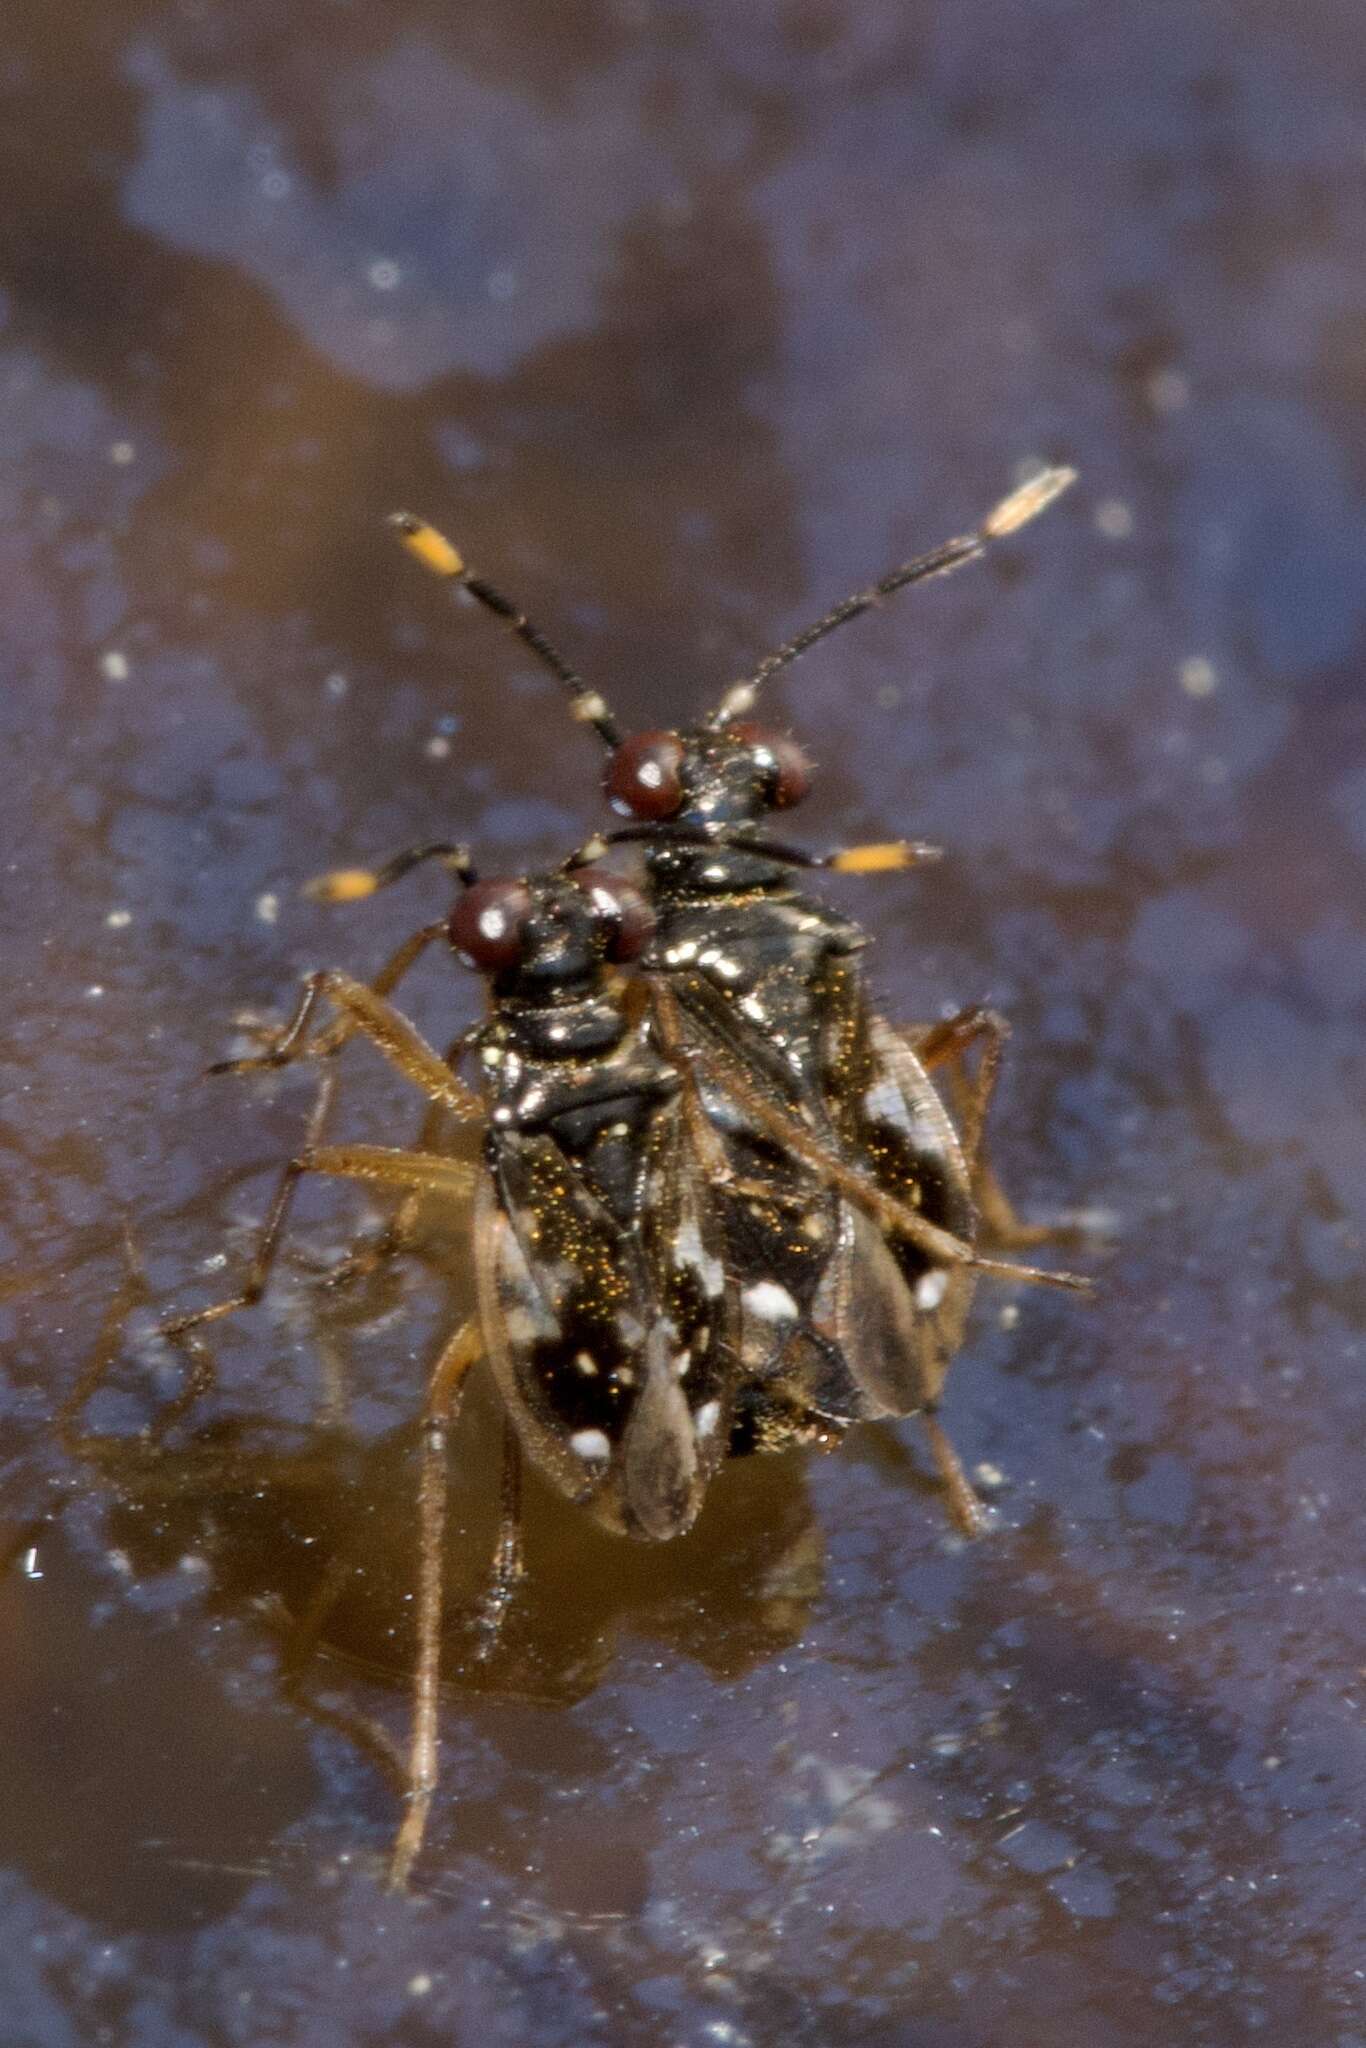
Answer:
73, 463, 1090, 1885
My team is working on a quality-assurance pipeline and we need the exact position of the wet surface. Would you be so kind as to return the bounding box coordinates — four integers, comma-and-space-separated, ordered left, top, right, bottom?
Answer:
3, 0, 1366, 2040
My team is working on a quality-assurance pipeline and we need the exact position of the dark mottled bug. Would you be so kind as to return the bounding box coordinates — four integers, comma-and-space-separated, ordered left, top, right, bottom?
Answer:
317, 471, 1091, 1528
62, 856, 735, 1887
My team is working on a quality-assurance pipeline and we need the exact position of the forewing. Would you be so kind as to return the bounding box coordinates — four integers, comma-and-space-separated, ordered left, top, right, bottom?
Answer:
640, 1097, 734, 1489
812, 997, 978, 1413
476, 1131, 708, 1538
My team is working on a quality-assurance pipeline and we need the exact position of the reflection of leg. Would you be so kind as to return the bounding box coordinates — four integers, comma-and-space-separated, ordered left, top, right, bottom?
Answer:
389, 1315, 484, 1893
56, 1220, 152, 1451
918, 1411, 986, 1539
149, 1065, 344, 1435
476, 1414, 525, 1663
910, 1010, 1098, 1251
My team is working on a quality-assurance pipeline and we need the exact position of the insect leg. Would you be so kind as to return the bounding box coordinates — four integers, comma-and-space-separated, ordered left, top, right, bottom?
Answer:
311, 1032, 478, 1289
208, 925, 448, 1079
150, 998, 479, 1430
122, 928, 457, 1427
647, 975, 808, 1212
909, 1009, 1107, 1250
304, 972, 481, 1115
389, 1314, 484, 1893
918, 1411, 987, 1540
655, 982, 1090, 1292
302, 1146, 477, 1204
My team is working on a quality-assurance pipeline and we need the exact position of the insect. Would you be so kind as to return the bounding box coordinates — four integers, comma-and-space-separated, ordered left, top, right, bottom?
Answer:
62, 853, 745, 1885
314, 469, 1091, 1528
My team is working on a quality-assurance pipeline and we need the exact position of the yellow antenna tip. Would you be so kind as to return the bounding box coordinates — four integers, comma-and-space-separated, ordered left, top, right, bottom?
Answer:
387, 511, 464, 579
304, 867, 381, 904
982, 465, 1077, 539
829, 841, 942, 875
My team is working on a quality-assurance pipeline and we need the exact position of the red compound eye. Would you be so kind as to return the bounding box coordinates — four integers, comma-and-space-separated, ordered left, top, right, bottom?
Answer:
604, 730, 686, 820
571, 868, 655, 962
448, 878, 534, 971
728, 722, 812, 809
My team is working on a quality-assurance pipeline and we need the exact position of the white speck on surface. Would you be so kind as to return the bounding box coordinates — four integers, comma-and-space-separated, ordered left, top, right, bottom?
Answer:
85, 985, 104, 999
573, 1352, 599, 1377
21, 1546, 41, 1579
1179, 655, 1217, 697
255, 892, 279, 924
105, 909, 132, 929
974, 1461, 1007, 1491
261, 169, 290, 199
367, 258, 401, 291
324, 672, 349, 699
1094, 498, 1133, 540
694, 1399, 721, 1438
408, 1974, 433, 1997
100, 650, 130, 681
999, 1302, 1021, 1329
109, 440, 135, 465
1148, 367, 1191, 412
425, 735, 451, 759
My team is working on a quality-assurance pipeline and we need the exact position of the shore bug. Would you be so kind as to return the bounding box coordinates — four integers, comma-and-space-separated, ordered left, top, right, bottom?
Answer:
62, 854, 740, 1884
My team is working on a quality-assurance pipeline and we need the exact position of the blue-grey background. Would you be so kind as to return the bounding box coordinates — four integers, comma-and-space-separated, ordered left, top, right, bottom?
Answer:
1, 2, 1364, 2041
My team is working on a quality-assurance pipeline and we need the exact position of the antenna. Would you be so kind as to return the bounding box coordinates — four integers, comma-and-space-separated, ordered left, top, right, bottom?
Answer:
388, 512, 622, 749
708, 466, 1076, 726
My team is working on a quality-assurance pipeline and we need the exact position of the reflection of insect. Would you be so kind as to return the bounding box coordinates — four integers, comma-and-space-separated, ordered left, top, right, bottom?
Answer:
319, 470, 1091, 1529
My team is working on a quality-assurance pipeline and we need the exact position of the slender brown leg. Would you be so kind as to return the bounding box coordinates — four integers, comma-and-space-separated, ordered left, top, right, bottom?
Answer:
651, 981, 1090, 1294
304, 1145, 476, 1205
310, 1033, 475, 1290
910, 1010, 1101, 1251
66, 927, 460, 1441
919, 1412, 987, 1539
210, 924, 448, 1077
647, 979, 808, 1214
389, 1316, 483, 1892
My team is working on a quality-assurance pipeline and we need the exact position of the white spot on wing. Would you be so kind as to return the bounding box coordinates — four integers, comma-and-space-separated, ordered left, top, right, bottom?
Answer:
864, 1078, 905, 1124
742, 1280, 800, 1324
570, 1428, 611, 1463
676, 1212, 726, 1297
916, 1269, 949, 1311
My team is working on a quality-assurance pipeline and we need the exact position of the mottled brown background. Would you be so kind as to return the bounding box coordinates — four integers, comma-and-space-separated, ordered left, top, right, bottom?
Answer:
2, 1, 1365, 2043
